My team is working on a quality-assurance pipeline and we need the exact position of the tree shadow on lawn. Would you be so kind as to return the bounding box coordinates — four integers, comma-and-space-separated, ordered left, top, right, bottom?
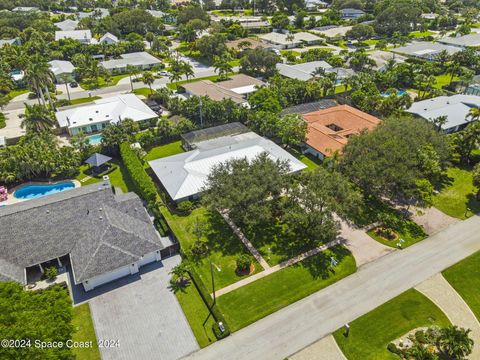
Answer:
295, 245, 351, 280
467, 193, 480, 215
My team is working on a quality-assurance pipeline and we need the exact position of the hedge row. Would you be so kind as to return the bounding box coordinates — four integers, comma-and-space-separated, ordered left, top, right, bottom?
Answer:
119, 142, 158, 204
188, 268, 231, 339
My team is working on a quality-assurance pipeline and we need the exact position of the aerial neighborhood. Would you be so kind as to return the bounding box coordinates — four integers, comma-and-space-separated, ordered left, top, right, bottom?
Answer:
0, 0, 480, 359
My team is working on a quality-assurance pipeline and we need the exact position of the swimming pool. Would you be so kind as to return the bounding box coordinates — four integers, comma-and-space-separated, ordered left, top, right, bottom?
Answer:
381, 89, 407, 97
14, 181, 75, 200
87, 134, 103, 145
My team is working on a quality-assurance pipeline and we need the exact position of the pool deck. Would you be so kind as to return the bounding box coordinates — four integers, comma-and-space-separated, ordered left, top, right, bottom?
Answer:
2, 180, 81, 206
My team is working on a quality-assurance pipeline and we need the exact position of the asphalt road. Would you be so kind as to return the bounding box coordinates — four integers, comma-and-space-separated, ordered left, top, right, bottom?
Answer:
183, 215, 480, 360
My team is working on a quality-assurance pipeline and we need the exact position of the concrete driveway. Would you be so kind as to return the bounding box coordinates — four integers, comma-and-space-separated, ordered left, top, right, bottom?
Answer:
89, 255, 199, 360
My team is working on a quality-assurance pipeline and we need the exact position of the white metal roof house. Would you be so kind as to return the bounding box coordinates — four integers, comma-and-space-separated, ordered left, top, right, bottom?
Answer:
54, 19, 79, 31
100, 52, 161, 73
55, 94, 158, 135
48, 60, 75, 83
259, 32, 321, 49
149, 128, 307, 202
0, 181, 171, 292
0, 38, 21, 47
99, 32, 119, 45
407, 94, 480, 133
437, 33, 480, 49
392, 41, 461, 60
55, 29, 92, 44
276, 61, 354, 82
340, 8, 365, 20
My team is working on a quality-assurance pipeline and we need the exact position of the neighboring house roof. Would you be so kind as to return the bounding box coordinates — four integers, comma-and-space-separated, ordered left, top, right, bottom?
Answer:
55, 94, 157, 129
277, 61, 354, 81
340, 8, 365, 16
100, 52, 161, 70
0, 182, 164, 285
147, 9, 166, 17
305, 0, 328, 8
85, 153, 112, 167
99, 32, 119, 44
55, 29, 92, 42
182, 74, 265, 104
281, 99, 338, 116
54, 19, 79, 31
12, 6, 39, 11
437, 33, 480, 48
311, 25, 352, 38
77, 8, 109, 19
226, 38, 269, 50
368, 50, 407, 70
0, 38, 20, 47
259, 32, 321, 45
407, 94, 480, 130
149, 131, 306, 201
392, 41, 461, 59
303, 105, 380, 156
48, 60, 75, 76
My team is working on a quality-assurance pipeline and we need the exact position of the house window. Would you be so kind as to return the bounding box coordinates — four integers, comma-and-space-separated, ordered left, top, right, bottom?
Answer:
326, 123, 343, 132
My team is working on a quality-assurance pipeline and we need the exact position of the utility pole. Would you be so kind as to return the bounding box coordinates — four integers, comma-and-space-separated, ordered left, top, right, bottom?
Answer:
199, 97, 203, 128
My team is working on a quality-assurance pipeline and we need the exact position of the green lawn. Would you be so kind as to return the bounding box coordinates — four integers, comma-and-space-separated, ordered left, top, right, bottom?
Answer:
333, 289, 451, 360
8, 88, 29, 99
68, 96, 101, 105
133, 87, 153, 97
281, 49, 301, 57
175, 283, 217, 348
443, 251, 480, 321
367, 219, 427, 248
72, 303, 100, 360
144, 140, 184, 162
76, 158, 134, 194
409, 31, 435, 38
163, 207, 262, 292
362, 39, 379, 46
433, 74, 458, 90
80, 74, 130, 90
288, 148, 322, 171
432, 166, 480, 219
217, 246, 356, 331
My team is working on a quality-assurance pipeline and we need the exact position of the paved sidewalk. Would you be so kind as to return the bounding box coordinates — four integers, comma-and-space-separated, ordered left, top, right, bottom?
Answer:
415, 273, 480, 359
184, 215, 480, 360
290, 335, 346, 360
221, 212, 270, 270
214, 238, 343, 297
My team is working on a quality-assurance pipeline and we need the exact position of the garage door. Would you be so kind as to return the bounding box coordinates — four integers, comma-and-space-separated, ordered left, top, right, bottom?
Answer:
84, 264, 132, 291
138, 251, 158, 268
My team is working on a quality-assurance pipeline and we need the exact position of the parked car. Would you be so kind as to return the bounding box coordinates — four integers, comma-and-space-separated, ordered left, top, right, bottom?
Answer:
70, 81, 78, 88
158, 71, 171, 76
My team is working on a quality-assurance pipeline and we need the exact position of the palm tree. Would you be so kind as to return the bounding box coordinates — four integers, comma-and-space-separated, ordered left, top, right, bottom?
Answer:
213, 54, 233, 81
24, 56, 55, 107
20, 104, 55, 133
437, 326, 473, 359
142, 71, 155, 94
182, 61, 194, 81
60, 74, 71, 102
169, 71, 182, 83
286, 34, 295, 48
447, 61, 462, 85
467, 107, 480, 122
126, 64, 138, 92
169, 262, 190, 284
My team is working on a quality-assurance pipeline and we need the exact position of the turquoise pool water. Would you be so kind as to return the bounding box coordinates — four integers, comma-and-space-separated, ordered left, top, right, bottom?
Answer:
14, 181, 75, 199
87, 134, 103, 145
381, 89, 407, 97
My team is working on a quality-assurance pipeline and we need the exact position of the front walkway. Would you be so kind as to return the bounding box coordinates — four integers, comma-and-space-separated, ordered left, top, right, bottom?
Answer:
415, 273, 480, 359
290, 335, 346, 360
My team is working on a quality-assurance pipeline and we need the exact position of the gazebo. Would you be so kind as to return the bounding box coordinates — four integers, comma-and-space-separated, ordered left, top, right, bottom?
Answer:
84, 153, 112, 173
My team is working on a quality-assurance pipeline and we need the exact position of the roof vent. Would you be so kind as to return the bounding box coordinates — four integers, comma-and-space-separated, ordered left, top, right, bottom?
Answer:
46, 210, 50, 214
96, 110, 99, 113
99, 207, 103, 211
99, 216, 103, 220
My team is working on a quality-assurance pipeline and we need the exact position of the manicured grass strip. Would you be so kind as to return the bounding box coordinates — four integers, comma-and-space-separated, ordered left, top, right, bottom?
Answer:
433, 166, 480, 219
367, 220, 426, 248
163, 207, 261, 292
217, 246, 356, 331
69, 96, 101, 105
72, 304, 100, 360
176, 283, 218, 348
76, 158, 135, 194
167, 73, 237, 90
144, 140, 184, 162
443, 251, 480, 321
133, 87, 152, 97
288, 148, 321, 171
8, 88, 29, 99
80, 74, 130, 89
333, 289, 451, 360
409, 31, 435, 38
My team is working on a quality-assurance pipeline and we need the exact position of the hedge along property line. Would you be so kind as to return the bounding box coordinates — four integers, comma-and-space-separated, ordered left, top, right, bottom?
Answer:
188, 268, 231, 340
119, 142, 169, 236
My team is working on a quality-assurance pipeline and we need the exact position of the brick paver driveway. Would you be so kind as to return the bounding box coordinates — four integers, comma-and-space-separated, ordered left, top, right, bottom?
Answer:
89, 255, 199, 360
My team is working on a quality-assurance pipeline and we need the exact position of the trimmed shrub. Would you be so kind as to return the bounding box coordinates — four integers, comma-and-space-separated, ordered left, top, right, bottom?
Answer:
188, 268, 231, 339
45, 267, 58, 280
387, 342, 401, 355
177, 200, 194, 214
0, 113, 6, 129
236, 254, 252, 271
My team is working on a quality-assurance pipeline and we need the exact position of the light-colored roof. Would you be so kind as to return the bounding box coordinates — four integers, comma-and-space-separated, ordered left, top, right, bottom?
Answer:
226, 38, 268, 50
101, 51, 161, 70
77, 8, 109, 19
55, 94, 157, 129
99, 32, 119, 44
182, 74, 265, 103
438, 33, 480, 48
12, 6, 38, 11
368, 50, 407, 70
340, 8, 365, 14
303, 105, 380, 156
54, 19, 79, 31
407, 94, 480, 130
0, 136, 5, 147
48, 60, 75, 76
147, 9, 166, 17
392, 41, 461, 59
55, 29, 92, 42
259, 32, 321, 45
0, 38, 19, 46
149, 131, 306, 201
311, 25, 352, 38
277, 61, 333, 81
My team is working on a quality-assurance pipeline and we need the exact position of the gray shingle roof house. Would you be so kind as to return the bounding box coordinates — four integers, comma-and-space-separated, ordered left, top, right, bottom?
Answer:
0, 181, 168, 291
392, 41, 461, 60
407, 94, 480, 133
340, 8, 365, 20
437, 33, 480, 49
54, 19, 79, 31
